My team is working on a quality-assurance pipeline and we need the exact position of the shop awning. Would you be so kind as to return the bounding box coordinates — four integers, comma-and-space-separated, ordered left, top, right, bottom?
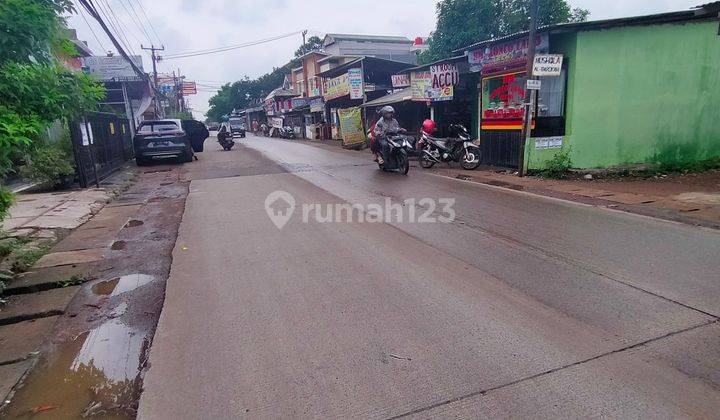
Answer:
359, 88, 413, 108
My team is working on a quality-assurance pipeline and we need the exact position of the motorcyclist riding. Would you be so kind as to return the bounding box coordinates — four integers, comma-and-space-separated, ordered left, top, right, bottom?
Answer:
373, 106, 406, 164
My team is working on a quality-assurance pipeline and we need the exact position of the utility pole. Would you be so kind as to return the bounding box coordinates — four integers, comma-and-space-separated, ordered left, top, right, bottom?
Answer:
141, 44, 164, 87
302, 29, 308, 51
519, 0, 539, 177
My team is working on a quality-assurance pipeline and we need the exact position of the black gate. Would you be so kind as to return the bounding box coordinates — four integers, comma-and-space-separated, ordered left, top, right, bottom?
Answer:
70, 112, 134, 187
479, 130, 522, 169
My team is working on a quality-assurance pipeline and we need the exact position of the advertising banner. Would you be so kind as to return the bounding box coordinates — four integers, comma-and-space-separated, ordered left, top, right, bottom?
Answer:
337, 107, 366, 147
83, 56, 144, 81
468, 34, 549, 74
309, 97, 325, 113
323, 73, 349, 101
348, 68, 364, 100
291, 97, 309, 109
181, 81, 197, 95
411, 71, 453, 102
391, 74, 411, 88
271, 117, 284, 129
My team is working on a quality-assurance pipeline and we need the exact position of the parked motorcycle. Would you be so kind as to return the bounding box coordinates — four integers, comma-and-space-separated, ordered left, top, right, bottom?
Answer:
279, 126, 296, 139
378, 130, 413, 175
418, 124, 481, 170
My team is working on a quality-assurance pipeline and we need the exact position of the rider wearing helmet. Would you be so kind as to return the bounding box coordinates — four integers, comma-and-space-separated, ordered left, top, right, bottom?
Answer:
373, 106, 405, 164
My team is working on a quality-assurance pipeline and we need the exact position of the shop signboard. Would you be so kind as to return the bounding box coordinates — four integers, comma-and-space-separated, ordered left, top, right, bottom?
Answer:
468, 34, 549, 74
391, 74, 411, 88
264, 99, 275, 116
324, 73, 350, 101
526, 79, 542, 90
271, 117, 284, 129
181, 81, 197, 95
348, 68, 364, 100
83, 55, 144, 81
430, 63, 459, 88
532, 54, 563, 76
309, 97, 325, 113
534, 136, 563, 149
337, 107, 366, 147
411, 71, 453, 102
291, 98, 309, 109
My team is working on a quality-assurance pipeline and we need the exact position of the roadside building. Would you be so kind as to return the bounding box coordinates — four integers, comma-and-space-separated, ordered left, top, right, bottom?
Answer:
264, 86, 299, 136
291, 51, 330, 139
455, 3, 720, 171
317, 57, 413, 146
322, 34, 419, 64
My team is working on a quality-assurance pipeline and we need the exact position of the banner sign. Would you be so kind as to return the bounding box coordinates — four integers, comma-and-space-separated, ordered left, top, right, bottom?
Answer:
391, 74, 411, 88
291, 97, 309, 109
264, 99, 275, 115
323, 73, 349, 101
411, 71, 453, 102
430, 63, 459, 88
309, 97, 325, 113
337, 107, 366, 147
181, 81, 197, 95
468, 34, 549, 74
83, 55, 144, 81
533, 54, 563, 76
348, 68, 364, 100
271, 117, 284, 129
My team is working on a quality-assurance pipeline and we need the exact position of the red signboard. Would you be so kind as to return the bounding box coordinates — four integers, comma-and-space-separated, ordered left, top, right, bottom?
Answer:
469, 34, 548, 75
181, 81, 197, 95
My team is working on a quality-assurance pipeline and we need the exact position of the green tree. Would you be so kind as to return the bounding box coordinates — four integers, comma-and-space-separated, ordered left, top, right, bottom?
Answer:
207, 35, 325, 121
420, 0, 589, 63
0, 0, 105, 221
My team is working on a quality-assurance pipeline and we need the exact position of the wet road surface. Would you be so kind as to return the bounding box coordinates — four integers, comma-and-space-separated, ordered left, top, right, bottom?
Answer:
138, 135, 720, 419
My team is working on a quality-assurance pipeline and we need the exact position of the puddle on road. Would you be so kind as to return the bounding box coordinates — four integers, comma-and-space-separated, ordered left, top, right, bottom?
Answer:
2, 319, 148, 419
91, 274, 155, 297
124, 220, 144, 228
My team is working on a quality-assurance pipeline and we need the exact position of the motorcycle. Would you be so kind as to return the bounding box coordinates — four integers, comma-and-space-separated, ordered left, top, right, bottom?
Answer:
418, 124, 481, 170
279, 126, 296, 139
378, 130, 413, 175
217, 131, 235, 151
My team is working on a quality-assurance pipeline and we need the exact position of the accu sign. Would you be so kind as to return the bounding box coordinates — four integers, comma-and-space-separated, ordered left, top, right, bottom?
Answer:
430, 63, 459, 88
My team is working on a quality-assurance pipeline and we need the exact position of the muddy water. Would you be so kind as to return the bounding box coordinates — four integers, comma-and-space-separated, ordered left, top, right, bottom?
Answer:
91, 274, 155, 297
2, 319, 148, 418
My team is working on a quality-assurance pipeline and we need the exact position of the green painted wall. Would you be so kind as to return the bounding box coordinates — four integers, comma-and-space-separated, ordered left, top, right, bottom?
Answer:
527, 20, 720, 170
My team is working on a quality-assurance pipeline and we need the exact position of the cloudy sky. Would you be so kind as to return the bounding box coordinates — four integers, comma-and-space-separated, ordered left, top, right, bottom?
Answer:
67, 0, 700, 119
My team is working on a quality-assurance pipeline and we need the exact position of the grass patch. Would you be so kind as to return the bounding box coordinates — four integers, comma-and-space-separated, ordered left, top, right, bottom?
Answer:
11, 244, 50, 273
56, 274, 86, 288
651, 157, 720, 174
535, 149, 573, 179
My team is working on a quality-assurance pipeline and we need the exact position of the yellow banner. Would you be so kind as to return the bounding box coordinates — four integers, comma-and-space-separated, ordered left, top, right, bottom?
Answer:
337, 107, 366, 147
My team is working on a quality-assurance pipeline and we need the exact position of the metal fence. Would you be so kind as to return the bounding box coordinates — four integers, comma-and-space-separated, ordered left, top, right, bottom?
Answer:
70, 112, 134, 188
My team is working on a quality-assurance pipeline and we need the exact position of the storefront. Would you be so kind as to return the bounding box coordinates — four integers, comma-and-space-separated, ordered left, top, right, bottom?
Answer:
359, 87, 429, 136
455, 4, 720, 172
318, 56, 413, 147
464, 33, 564, 168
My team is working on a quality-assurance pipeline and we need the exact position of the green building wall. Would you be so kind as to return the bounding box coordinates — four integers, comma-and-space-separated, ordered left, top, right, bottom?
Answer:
526, 20, 720, 171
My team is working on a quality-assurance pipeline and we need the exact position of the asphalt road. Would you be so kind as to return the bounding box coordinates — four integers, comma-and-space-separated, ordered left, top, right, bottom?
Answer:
138, 135, 720, 419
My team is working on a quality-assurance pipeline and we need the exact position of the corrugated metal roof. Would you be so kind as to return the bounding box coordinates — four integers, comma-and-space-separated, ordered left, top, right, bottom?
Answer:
325, 34, 413, 44
360, 88, 413, 108
454, 6, 716, 54
264, 88, 298, 101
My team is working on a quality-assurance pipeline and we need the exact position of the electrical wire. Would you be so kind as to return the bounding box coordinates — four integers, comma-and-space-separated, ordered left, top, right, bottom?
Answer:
117, 0, 153, 45
74, 0, 108, 53
162, 31, 304, 59
134, 0, 163, 46
93, 0, 134, 54
101, 0, 140, 53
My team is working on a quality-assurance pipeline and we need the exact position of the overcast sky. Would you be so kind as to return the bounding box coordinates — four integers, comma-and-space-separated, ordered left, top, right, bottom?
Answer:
67, 0, 700, 119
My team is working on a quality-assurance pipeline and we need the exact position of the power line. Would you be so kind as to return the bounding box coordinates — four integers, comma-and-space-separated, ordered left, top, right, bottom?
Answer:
134, 0, 163, 46
93, 0, 134, 54
74, 0, 107, 53
77, 0, 147, 80
162, 31, 304, 59
117, 0, 153, 45
101, 0, 140, 53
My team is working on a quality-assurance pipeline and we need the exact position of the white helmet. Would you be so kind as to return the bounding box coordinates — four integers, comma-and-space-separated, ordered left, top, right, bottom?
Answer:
379, 105, 395, 115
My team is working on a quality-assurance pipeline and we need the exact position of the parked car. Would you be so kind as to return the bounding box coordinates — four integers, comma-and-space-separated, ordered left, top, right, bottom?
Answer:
228, 117, 246, 138
133, 119, 208, 166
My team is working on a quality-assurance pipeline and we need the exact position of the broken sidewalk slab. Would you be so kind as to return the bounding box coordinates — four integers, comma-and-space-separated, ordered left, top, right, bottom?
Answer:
0, 286, 79, 326
0, 316, 59, 364
4, 264, 92, 295
50, 227, 117, 253
33, 249, 104, 269
0, 360, 32, 405
78, 204, 142, 230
